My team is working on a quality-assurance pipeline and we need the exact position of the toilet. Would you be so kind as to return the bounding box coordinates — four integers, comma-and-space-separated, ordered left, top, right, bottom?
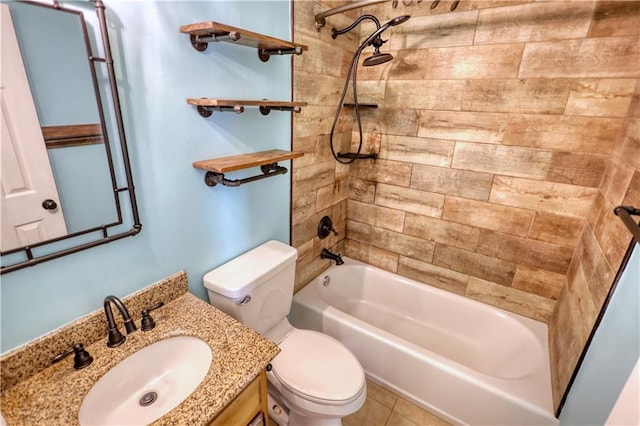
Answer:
203, 240, 366, 426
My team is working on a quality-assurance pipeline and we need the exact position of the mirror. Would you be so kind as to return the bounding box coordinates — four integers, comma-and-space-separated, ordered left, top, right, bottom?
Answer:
1, 0, 141, 273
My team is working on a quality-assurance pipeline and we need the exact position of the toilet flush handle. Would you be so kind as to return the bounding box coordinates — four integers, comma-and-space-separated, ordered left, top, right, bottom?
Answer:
236, 295, 252, 306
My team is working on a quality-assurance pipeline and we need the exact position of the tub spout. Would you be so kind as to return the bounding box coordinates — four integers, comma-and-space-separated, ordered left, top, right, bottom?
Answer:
321, 248, 344, 265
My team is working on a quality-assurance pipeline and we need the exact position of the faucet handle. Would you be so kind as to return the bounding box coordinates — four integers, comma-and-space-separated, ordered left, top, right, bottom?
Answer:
140, 302, 165, 331
52, 343, 93, 370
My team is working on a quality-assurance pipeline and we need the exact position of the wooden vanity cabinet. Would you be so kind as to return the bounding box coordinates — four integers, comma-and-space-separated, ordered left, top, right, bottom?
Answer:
209, 370, 269, 426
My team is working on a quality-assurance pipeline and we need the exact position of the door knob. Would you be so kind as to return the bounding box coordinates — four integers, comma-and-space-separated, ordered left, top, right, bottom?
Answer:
42, 199, 58, 210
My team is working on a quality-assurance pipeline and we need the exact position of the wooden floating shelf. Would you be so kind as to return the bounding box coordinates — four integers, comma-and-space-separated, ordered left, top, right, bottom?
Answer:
180, 21, 308, 61
193, 149, 304, 187
187, 99, 307, 117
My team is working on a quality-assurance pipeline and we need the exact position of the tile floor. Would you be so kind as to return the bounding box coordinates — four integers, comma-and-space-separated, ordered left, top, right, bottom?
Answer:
344, 380, 452, 426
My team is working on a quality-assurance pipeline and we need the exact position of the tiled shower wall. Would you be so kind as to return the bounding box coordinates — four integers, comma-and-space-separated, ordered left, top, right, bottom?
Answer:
292, 0, 639, 413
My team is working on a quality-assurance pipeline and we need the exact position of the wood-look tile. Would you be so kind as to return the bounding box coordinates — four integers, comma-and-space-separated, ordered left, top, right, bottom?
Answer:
461, 79, 572, 114
293, 133, 335, 168
389, 10, 479, 50
351, 159, 413, 187
294, 68, 349, 106
546, 151, 608, 188
426, 43, 524, 80
565, 79, 637, 117
316, 179, 348, 212
504, 114, 623, 154
384, 49, 431, 81
475, 1, 594, 44
489, 176, 599, 219
385, 80, 465, 111
294, 105, 351, 138
548, 285, 586, 411
477, 229, 574, 274
292, 160, 335, 194
419, 110, 508, 144
586, 191, 606, 232
452, 141, 553, 179
588, 1, 640, 38
574, 228, 602, 285
618, 118, 640, 171
294, 239, 314, 270
512, 265, 565, 300
594, 199, 634, 270
371, 227, 436, 263
442, 196, 535, 237
293, 31, 353, 78
348, 178, 376, 203
529, 211, 585, 248
397, 256, 468, 295
375, 183, 445, 218
292, 186, 317, 225
519, 36, 640, 78
350, 132, 381, 156
588, 252, 615, 312
566, 265, 599, 343
345, 239, 400, 273
404, 212, 481, 252
433, 244, 517, 286
348, 199, 406, 233
599, 158, 635, 206
346, 219, 371, 244
379, 108, 421, 137
466, 277, 555, 322
411, 164, 494, 201
622, 171, 640, 208
379, 135, 455, 167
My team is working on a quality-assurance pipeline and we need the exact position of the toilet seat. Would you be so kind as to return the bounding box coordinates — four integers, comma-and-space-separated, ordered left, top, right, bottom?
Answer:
270, 329, 365, 405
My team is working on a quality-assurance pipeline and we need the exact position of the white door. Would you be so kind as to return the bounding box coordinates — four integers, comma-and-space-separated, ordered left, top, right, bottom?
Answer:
1, 4, 67, 252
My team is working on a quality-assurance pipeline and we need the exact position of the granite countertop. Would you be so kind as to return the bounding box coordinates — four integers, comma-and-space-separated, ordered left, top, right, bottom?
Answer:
0, 293, 280, 425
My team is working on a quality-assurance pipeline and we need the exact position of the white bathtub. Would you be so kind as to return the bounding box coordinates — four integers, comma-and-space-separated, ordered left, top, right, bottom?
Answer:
290, 257, 558, 425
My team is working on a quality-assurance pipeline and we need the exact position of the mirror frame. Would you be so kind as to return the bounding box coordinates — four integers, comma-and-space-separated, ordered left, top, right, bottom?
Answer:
1, 0, 141, 274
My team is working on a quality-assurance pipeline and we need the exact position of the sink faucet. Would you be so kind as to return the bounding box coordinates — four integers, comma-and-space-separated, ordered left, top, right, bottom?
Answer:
320, 248, 344, 265
104, 295, 137, 347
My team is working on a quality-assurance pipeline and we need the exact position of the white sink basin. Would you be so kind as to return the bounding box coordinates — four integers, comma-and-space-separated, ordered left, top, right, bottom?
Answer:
78, 336, 212, 425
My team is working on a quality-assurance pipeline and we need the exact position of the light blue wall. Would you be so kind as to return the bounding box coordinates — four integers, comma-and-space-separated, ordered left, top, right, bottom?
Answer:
1, 0, 292, 353
559, 244, 640, 425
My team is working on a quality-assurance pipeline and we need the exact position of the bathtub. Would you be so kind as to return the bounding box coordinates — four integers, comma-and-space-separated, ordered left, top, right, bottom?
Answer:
289, 257, 558, 425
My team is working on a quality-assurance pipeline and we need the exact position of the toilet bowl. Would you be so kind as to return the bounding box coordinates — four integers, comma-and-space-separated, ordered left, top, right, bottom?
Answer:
203, 240, 366, 425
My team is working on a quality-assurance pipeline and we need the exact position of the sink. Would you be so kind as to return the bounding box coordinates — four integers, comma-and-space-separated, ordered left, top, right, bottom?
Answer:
78, 336, 212, 425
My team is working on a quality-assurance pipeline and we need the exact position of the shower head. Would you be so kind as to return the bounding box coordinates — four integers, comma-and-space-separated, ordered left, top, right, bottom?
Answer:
363, 51, 394, 66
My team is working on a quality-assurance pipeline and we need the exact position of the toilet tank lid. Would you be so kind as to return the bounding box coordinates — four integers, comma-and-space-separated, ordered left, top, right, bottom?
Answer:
203, 240, 298, 298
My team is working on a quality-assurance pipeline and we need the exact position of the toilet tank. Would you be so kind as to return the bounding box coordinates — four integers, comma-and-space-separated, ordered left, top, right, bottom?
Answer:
203, 240, 298, 335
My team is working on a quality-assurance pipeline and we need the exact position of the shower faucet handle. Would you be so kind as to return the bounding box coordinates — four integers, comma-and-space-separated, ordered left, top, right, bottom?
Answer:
318, 216, 338, 239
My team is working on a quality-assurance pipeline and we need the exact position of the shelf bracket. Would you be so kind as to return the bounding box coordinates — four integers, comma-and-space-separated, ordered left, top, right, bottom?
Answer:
259, 105, 302, 115
204, 163, 288, 187
190, 31, 241, 52
197, 105, 244, 117
258, 46, 304, 62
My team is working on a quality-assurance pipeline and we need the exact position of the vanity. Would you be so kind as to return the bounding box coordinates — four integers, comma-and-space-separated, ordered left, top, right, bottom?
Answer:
0, 271, 279, 425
